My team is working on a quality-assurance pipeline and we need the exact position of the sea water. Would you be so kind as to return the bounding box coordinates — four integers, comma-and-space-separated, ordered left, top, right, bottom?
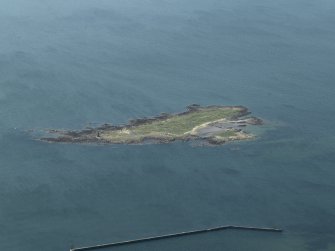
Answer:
0, 0, 335, 250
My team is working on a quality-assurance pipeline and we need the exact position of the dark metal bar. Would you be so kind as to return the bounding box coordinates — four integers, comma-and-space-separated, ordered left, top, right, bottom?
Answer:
70, 225, 283, 251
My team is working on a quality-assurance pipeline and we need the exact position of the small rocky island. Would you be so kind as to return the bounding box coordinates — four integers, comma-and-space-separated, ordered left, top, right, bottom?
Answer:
41, 105, 263, 145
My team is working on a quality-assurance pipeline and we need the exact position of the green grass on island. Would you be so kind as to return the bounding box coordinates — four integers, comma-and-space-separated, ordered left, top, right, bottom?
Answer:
42, 105, 263, 145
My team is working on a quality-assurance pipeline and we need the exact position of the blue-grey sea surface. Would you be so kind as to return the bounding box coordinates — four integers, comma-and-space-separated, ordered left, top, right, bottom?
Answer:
0, 0, 335, 250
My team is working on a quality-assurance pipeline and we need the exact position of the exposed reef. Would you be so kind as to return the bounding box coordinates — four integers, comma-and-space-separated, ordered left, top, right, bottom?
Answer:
41, 105, 263, 145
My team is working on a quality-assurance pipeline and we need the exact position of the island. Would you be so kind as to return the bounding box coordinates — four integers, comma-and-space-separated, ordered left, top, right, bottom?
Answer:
41, 105, 263, 145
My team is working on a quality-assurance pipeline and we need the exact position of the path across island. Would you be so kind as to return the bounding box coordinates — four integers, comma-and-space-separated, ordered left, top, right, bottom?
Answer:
70, 225, 283, 251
